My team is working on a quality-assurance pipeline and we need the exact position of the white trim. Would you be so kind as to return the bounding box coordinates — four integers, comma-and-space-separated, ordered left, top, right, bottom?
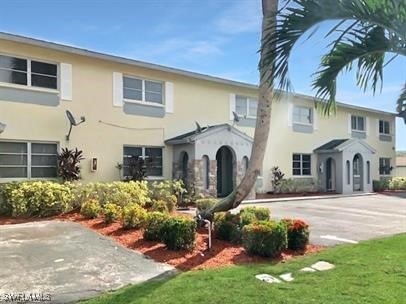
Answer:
376, 118, 380, 138
347, 114, 352, 135
60, 63, 72, 101
112, 72, 123, 107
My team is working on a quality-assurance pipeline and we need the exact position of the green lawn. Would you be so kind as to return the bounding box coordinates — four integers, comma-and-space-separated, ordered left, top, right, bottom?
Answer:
81, 234, 406, 304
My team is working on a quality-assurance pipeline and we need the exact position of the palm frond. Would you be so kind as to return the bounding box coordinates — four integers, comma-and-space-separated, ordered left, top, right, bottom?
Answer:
397, 84, 406, 115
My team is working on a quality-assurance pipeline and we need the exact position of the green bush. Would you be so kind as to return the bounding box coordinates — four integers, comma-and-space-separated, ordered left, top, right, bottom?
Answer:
161, 216, 196, 250
80, 199, 101, 219
164, 194, 177, 212
143, 211, 170, 241
150, 200, 169, 213
196, 198, 218, 213
281, 218, 309, 250
213, 212, 241, 243
240, 207, 270, 221
373, 179, 389, 192
149, 180, 186, 203
0, 181, 73, 217
388, 177, 406, 190
239, 210, 258, 227
102, 203, 122, 223
242, 221, 287, 257
122, 203, 147, 229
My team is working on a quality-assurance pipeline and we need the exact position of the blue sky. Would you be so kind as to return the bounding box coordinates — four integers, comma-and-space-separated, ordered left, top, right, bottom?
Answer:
0, 0, 404, 149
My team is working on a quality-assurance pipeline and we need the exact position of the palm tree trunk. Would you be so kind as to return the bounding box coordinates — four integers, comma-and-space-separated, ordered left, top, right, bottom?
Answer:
206, 0, 278, 216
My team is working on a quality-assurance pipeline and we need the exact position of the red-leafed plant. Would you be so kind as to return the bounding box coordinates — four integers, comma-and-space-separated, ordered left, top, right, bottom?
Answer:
282, 218, 309, 250
57, 147, 84, 181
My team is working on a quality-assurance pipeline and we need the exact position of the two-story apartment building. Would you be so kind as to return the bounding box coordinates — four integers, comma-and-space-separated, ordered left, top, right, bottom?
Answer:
0, 32, 397, 196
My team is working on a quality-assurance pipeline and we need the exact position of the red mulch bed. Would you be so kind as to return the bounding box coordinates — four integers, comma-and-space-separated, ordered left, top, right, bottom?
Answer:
256, 192, 336, 199
0, 212, 323, 271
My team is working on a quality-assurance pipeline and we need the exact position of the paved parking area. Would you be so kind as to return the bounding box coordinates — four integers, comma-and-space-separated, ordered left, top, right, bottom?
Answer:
245, 193, 406, 246
0, 221, 174, 303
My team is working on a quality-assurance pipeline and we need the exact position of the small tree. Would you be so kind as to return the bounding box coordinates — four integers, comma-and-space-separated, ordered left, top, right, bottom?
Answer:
57, 147, 84, 181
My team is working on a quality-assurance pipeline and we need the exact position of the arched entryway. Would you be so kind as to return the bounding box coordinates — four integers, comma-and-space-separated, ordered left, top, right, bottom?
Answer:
326, 157, 336, 191
353, 153, 363, 191
216, 146, 235, 197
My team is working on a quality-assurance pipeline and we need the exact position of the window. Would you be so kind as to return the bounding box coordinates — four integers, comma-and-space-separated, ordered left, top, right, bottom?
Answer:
351, 115, 365, 132
292, 154, 311, 176
123, 146, 163, 177
293, 106, 313, 125
235, 95, 258, 117
123, 76, 163, 104
202, 155, 209, 190
379, 120, 390, 135
367, 161, 371, 184
0, 141, 57, 179
0, 54, 57, 89
346, 160, 351, 184
242, 156, 249, 175
379, 158, 391, 175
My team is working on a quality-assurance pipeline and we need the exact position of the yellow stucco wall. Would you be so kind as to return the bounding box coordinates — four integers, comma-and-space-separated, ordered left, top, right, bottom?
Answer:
0, 38, 397, 191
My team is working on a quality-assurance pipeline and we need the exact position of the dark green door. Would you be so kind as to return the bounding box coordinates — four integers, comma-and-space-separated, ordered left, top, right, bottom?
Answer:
216, 146, 233, 197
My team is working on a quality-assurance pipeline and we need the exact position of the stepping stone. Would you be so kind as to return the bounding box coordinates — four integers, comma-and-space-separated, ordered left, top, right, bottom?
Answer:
300, 267, 316, 273
279, 273, 294, 282
311, 261, 335, 271
255, 274, 282, 284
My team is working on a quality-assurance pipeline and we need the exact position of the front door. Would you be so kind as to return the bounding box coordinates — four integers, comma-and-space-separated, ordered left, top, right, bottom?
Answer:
353, 154, 363, 191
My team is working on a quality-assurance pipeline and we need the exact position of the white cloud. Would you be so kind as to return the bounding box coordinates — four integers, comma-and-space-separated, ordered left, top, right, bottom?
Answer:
215, 0, 261, 34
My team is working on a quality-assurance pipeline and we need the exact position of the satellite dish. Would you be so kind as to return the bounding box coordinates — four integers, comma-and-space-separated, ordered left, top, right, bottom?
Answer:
66, 110, 85, 140
195, 121, 202, 133
232, 111, 240, 125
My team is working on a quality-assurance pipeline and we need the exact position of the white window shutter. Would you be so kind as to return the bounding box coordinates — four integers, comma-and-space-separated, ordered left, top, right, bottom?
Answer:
365, 117, 370, 136
229, 93, 236, 120
347, 114, 352, 134
376, 119, 380, 137
165, 82, 174, 113
287, 102, 293, 127
113, 72, 123, 107
60, 63, 72, 101
390, 119, 395, 136
313, 108, 319, 130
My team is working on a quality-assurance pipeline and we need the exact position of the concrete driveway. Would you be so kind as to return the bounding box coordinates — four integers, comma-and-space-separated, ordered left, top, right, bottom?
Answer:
0, 221, 174, 304
245, 193, 406, 246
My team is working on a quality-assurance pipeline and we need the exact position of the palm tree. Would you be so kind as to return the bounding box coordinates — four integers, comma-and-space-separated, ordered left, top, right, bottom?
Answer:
206, 0, 405, 217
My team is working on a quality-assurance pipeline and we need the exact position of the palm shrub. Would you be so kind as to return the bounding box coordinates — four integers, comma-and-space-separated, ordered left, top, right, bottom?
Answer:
122, 203, 147, 229
57, 148, 84, 181
80, 199, 101, 219
242, 221, 287, 257
143, 211, 170, 241
161, 216, 196, 250
102, 203, 122, 224
281, 218, 309, 250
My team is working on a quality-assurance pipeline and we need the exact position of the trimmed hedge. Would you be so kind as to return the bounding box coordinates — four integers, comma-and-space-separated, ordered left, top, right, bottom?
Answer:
102, 203, 122, 223
161, 216, 196, 250
213, 212, 241, 243
196, 198, 218, 213
122, 203, 147, 229
80, 199, 101, 219
282, 218, 309, 250
150, 200, 169, 213
143, 211, 170, 241
242, 221, 287, 257
240, 207, 270, 221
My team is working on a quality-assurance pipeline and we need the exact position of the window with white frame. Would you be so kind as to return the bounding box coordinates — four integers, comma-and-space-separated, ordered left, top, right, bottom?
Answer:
293, 105, 313, 125
0, 54, 58, 89
292, 154, 311, 176
123, 146, 163, 177
351, 115, 365, 132
123, 76, 163, 105
0, 141, 57, 179
379, 120, 390, 135
235, 95, 258, 117
379, 158, 391, 175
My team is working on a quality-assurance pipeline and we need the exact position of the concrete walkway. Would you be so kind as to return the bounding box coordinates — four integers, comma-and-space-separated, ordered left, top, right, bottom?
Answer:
0, 221, 175, 303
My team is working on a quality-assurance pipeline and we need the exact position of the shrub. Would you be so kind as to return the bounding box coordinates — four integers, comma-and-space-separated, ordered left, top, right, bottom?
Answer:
161, 216, 196, 250
80, 199, 101, 219
143, 211, 170, 241
149, 180, 186, 203
0, 181, 73, 217
164, 194, 177, 212
281, 218, 309, 250
150, 200, 169, 213
196, 198, 218, 213
373, 179, 389, 192
388, 177, 406, 190
240, 207, 270, 221
242, 221, 287, 257
122, 203, 147, 229
213, 212, 241, 243
102, 203, 122, 223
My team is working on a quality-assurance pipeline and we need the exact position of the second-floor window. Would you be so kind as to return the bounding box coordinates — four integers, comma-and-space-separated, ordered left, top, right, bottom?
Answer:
123, 76, 163, 105
351, 115, 365, 132
0, 54, 57, 90
293, 105, 313, 125
236, 95, 257, 118
379, 120, 390, 135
